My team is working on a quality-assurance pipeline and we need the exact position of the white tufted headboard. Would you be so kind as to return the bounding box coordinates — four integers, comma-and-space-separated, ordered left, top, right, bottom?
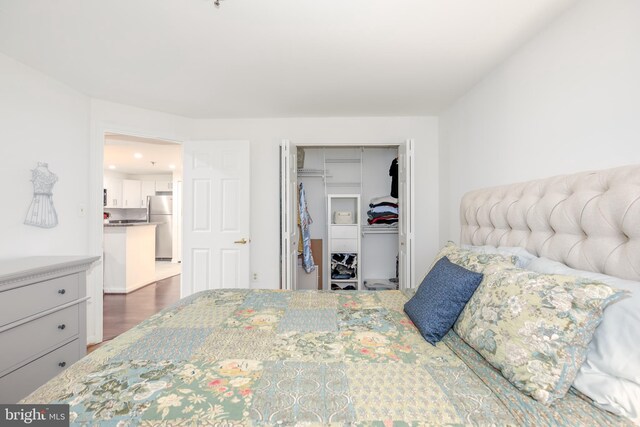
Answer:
460, 164, 640, 281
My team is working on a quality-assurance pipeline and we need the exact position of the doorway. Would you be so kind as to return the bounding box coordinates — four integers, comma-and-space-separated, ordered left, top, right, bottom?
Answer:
101, 133, 183, 341
280, 140, 415, 291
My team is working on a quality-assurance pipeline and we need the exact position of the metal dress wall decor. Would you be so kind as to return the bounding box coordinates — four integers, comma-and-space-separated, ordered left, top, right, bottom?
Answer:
24, 162, 59, 228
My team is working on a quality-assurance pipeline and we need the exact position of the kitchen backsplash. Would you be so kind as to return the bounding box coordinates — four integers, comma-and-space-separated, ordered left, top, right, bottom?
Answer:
105, 208, 147, 221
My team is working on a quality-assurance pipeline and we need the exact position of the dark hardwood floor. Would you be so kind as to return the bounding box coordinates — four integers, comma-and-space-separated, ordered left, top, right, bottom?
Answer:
88, 274, 181, 352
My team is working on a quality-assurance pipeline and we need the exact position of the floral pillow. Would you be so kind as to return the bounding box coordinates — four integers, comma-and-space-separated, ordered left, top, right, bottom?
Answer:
454, 267, 627, 405
430, 242, 518, 274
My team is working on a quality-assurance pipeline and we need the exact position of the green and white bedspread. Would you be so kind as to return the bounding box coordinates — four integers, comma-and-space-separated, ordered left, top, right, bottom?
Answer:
23, 290, 630, 426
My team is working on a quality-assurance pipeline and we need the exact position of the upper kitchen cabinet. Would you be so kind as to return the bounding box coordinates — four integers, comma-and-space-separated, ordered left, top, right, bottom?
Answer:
141, 181, 156, 207
155, 180, 173, 192
104, 176, 174, 209
104, 176, 123, 208
122, 179, 142, 209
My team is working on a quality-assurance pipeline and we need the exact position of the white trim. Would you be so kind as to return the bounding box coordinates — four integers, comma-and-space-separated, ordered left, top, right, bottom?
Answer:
280, 140, 290, 290
407, 138, 416, 288
87, 120, 184, 345
291, 140, 402, 148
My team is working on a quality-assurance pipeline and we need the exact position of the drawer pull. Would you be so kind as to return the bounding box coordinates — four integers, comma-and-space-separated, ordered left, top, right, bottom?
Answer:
58, 362, 66, 368
58, 289, 66, 294
58, 324, 66, 330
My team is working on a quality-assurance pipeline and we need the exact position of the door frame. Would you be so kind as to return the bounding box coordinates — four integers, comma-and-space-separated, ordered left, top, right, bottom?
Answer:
88, 122, 184, 345
279, 139, 415, 290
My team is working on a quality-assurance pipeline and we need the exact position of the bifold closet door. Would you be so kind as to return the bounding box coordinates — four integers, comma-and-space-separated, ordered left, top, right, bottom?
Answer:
182, 140, 251, 296
398, 139, 415, 289
280, 140, 298, 290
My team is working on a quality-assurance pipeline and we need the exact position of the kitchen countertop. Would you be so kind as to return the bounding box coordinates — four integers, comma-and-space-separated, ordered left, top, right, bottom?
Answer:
104, 222, 160, 227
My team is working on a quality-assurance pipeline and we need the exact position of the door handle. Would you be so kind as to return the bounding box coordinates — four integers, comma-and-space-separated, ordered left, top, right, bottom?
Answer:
234, 238, 249, 244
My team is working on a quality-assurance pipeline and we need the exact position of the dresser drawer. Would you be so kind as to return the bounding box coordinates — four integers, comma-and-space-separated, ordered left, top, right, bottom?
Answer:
0, 273, 80, 327
0, 339, 80, 404
330, 225, 358, 239
0, 305, 79, 373
331, 238, 358, 253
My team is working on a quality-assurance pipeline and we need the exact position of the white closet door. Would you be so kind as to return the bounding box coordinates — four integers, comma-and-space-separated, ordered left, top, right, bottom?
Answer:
182, 140, 251, 296
398, 139, 415, 289
280, 140, 298, 290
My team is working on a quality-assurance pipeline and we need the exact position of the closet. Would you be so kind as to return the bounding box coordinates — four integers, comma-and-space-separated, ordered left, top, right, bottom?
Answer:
280, 141, 415, 291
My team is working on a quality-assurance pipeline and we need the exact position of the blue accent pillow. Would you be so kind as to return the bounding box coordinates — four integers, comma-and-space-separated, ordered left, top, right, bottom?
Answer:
404, 256, 483, 345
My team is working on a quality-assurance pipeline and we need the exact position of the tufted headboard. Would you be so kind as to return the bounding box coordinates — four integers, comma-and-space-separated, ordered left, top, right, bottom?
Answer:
460, 164, 640, 281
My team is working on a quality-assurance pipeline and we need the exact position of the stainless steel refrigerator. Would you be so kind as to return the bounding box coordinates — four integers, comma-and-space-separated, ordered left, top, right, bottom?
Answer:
148, 195, 173, 260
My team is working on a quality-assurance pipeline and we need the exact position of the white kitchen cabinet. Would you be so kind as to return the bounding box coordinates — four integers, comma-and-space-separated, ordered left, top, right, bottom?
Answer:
155, 180, 173, 192
122, 179, 142, 209
140, 180, 156, 207
104, 176, 123, 208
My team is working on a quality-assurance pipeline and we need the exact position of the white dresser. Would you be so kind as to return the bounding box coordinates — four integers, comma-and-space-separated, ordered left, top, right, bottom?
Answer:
0, 256, 98, 403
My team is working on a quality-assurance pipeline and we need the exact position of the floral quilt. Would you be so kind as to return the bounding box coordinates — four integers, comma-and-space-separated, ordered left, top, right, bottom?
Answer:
23, 290, 630, 426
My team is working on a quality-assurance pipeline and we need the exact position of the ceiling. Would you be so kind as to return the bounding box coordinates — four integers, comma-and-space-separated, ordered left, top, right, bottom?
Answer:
0, 0, 577, 118
104, 133, 182, 175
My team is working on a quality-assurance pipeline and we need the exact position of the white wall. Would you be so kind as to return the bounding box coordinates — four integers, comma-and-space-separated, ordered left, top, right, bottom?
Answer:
192, 117, 439, 289
0, 52, 91, 258
439, 0, 640, 244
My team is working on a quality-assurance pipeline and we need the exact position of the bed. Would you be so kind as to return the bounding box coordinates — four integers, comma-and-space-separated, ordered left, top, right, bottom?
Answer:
22, 165, 638, 426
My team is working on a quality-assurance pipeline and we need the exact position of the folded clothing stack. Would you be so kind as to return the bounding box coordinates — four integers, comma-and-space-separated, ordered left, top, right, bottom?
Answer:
331, 253, 357, 279
367, 195, 398, 225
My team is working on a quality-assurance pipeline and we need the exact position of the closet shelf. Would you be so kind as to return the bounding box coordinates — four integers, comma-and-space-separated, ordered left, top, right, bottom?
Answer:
362, 225, 399, 234
325, 158, 361, 164
297, 169, 331, 178
326, 182, 361, 187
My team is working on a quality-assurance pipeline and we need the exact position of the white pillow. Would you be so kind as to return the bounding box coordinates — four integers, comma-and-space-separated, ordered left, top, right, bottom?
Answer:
574, 361, 640, 424
461, 244, 538, 268
527, 257, 640, 423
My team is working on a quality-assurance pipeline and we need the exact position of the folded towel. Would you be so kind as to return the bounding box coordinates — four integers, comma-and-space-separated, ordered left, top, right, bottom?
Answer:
368, 215, 398, 225
369, 201, 399, 209
368, 205, 399, 215
369, 195, 398, 206
368, 211, 399, 220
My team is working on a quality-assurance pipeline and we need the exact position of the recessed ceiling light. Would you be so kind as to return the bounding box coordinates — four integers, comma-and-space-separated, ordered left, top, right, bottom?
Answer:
133, 153, 143, 159
108, 165, 116, 170
169, 164, 176, 170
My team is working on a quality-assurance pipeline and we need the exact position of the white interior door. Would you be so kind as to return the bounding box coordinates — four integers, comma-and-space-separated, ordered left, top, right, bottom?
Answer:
280, 140, 298, 290
182, 140, 250, 296
398, 139, 415, 289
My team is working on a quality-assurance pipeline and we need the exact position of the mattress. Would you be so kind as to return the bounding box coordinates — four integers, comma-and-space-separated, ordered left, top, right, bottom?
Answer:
22, 289, 630, 426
